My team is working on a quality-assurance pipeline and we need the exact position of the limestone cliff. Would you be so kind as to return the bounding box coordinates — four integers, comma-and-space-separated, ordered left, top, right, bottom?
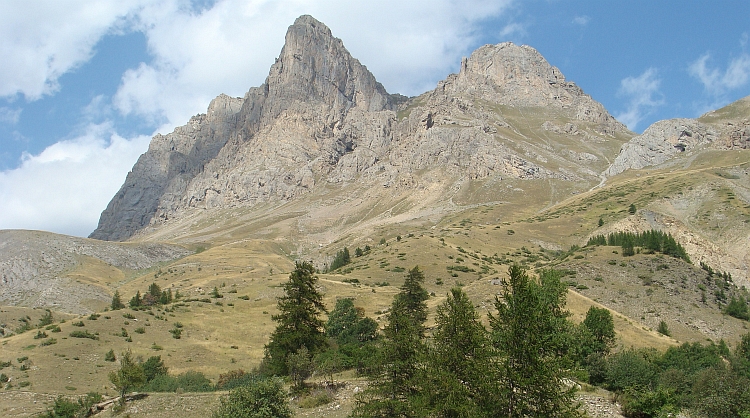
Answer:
605, 97, 750, 176
91, 15, 628, 241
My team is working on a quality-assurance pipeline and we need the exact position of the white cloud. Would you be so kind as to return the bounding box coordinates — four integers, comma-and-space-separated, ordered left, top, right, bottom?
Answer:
113, 0, 515, 129
572, 15, 590, 26
0, 0, 516, 236
0, 107, 22, 124
0, 125, 150, 237
615, 68, 664, 131
689, 52, 750, 96
497, 22, 526, 40
0, 2, 151, 100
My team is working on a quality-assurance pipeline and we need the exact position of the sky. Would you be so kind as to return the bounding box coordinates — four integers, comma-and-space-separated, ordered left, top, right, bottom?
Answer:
1, 0, 749, 238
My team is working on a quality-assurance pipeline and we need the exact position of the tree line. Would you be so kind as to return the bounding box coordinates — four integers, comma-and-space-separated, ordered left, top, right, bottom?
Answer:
587, 229, 690, 262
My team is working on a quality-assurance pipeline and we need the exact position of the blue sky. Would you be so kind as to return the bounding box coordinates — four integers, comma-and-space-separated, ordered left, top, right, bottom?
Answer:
1, 0, 749, 237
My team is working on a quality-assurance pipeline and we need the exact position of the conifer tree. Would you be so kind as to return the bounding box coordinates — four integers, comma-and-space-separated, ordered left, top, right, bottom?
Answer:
421, 287, 490, 417
111, 290, 125, 310
263, 261, 327, 376
489, 265, 578, 417
129, 291, 142, 308
352, 266, 429, 418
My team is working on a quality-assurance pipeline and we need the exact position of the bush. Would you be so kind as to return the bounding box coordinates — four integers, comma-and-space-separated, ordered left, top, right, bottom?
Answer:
105, 349, 116, 362
38, 393, 103, 418
213, 377, 291, 418
216, 369, 251, 390
657, 321, 671, 337
141, 356, 168, 382
69, 330, 99, 340
142, 371, 213, 393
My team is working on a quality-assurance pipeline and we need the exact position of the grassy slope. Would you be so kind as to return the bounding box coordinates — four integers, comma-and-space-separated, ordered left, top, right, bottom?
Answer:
2, 116, 749, 416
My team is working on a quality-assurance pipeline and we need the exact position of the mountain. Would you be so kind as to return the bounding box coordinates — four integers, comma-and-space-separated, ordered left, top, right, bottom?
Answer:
90, 15, 631, 243
2, 15, 750, 416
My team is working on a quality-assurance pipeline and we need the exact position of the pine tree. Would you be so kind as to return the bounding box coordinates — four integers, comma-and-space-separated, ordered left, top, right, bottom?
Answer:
111, 290, 125, 310
421, 287, 490, 417
489, 266, 578, 417
263, 261, 327, 376
129, 291, 142, 308
395, 266, 429, 336
352, 266, 429, 418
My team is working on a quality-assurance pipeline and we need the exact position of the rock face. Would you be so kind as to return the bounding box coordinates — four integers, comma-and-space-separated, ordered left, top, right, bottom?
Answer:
0, 230, 189, 313
91, 15, 628, 241
606, 97, 750, 176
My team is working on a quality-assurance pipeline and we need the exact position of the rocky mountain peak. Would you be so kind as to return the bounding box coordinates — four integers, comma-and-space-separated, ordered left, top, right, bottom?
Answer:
438, 42, 626, 134
91, 16, 630, 242
263, 15, 392, 117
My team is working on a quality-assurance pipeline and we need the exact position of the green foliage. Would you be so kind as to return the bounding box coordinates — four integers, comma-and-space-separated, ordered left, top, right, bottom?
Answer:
105, 349, 116, 362
657, 320, 671, 336
629, 203, 637, 214
582, 306, 616, 355
37, 392, 102, 418
111, 290, 125, 310
620, 387, 679, 418
69, 330, 98, 340
216, 369, 252, 391
352, 267, 429, 417
489, 266, 578, 417
109, 350, 146, 400
211, 286, 223, 299
141, 355, 168, 382
420, 287, 490, 416
38, 309, 53, 327
129, 291, 142, 308
326, 298, 358, 336
691, 365, 750, 418
724, 295, 750, 320
587, 229, 690, 262
329, 247, 351, 271
212, 377, 291, 418
287, 347, 314, 390
263, 261, 327, 376
314, 349, 347, 382
603, 349, 659, 392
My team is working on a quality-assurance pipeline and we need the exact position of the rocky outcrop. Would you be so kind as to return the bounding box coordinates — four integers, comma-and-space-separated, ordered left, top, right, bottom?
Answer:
605, 99, 750, 176
90, 94, 244, 241
0, 230, 189, 313
91, 15, 627, 241
441, 43, 626, 135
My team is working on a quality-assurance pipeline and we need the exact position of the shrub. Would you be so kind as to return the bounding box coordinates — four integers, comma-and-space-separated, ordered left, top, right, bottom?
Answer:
72, 321, 84, 327
657, 320, 671, 337
38, 393, 103, 418
39, 338, 57, 347
134, 327, 146, 334
105, 349, 116, 362
216, 369, 250, 390
69, 330, 99, 340
213, 377, 291, 418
